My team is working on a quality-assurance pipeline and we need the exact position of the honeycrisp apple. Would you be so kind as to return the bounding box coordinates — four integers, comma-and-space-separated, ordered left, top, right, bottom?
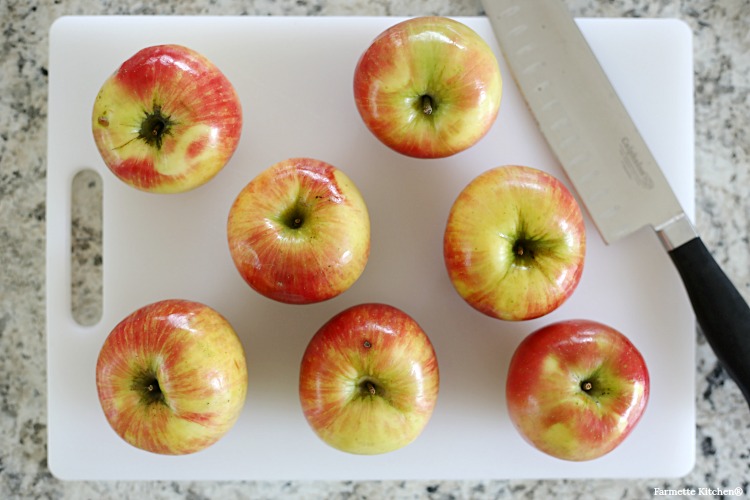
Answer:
95, 299, 248, 455
444, 165, 586, 321
227, 158, 370, 304
506, 319, 650, 461
299, 303, 439, 455
92, 44, 242, 193
353, 16, 503, 158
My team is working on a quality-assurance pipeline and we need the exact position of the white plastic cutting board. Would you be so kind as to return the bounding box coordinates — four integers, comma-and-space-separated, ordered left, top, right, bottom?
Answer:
46, 16, 696, 480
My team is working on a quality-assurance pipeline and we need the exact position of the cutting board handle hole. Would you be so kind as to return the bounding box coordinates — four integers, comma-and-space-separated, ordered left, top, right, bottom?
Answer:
71, 169, 103, 327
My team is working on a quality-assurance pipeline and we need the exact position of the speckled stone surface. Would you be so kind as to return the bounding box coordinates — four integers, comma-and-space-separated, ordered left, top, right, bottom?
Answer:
2, 0, 750, 498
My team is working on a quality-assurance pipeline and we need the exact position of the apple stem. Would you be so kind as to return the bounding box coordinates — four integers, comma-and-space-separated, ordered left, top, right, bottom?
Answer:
131, 370, 166, 406
421, 95, 433, 115
581, 381, 593, 392
280, 201, 308, 230
357, 377, 382, 398
138, 104, 174, 150
513, 239, 537, 260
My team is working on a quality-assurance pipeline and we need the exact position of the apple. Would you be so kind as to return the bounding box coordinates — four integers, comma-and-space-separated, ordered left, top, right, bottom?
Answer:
353, 16, 503, 158
227, 157, 370, 304
444, 165, 586, 321
299, 303, 440, 455
506, 319, 650, 461
92, 44, 242, 193
95, 299, 248, 455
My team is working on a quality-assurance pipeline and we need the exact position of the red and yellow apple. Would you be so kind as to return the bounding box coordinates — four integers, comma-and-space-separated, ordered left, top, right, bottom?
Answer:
299, 303, 440, 454
353, 16, 503, 158
227, 157, 370, 305
506, 319, 650, 461
92, 44, 242, 193
444, 165, 586, 321
95, 299, 248, 455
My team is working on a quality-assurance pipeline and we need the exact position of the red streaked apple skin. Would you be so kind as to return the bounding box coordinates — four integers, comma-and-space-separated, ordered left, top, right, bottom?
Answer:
444, 165, 586, 321
353, 16, 502, 158
92, 44, 242, 193
299, 303, 439, 455
506, 319, 650, 461
227, 158, 370, 305
95, 299, 248, 455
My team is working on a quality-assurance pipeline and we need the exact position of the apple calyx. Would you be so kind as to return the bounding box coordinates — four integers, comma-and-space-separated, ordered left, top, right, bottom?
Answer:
131, 368, 167, 407
137, 104, 175, 150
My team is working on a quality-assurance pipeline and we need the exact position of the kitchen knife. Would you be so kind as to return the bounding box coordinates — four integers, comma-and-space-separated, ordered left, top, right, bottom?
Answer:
481, 0, 750, 408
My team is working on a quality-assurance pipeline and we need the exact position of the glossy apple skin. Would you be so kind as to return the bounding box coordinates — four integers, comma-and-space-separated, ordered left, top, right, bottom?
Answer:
444, 165, 586, 321
506, 319, 650, 461
92, 44, 242, 193
353, 16, 502, 158
227, 158, 370, 304
299, 303, 440, 455
95, 299, 248, 455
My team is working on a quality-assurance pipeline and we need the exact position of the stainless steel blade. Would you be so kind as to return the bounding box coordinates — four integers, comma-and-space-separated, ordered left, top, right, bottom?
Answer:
481, 0, 696, 248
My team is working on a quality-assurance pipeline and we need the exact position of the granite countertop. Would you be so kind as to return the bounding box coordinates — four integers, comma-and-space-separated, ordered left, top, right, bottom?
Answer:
2, 0, 749, 498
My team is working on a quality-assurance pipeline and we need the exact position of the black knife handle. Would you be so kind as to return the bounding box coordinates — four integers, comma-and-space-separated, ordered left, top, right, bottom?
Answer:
669, 237, 750, 408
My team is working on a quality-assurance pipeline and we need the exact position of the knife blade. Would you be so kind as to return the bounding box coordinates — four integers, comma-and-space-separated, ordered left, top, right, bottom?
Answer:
482, 0, 750, 408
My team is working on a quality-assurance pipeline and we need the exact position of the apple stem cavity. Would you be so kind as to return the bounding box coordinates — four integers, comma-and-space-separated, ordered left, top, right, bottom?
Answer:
138, 104, 174, 150
511, 229, 563, 265
280, 201, 309, 230
421, 94, 434, 115
513, 239, 536, 261
132, 370, 167, 406
357, 377, 384, 399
